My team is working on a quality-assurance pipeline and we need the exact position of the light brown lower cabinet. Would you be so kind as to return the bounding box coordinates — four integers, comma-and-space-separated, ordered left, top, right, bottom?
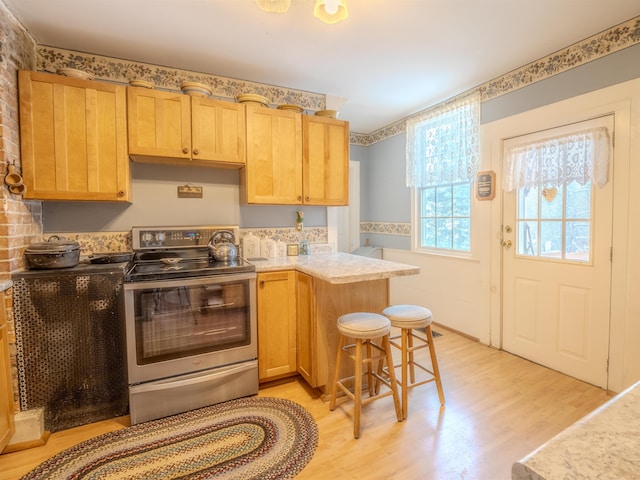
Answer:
256, 271, 297, 382
296, 272, 316, 386
0, 291, 15, 452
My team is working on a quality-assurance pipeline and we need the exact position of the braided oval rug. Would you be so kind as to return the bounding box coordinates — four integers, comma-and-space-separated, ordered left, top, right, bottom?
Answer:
21, 397, 318, 480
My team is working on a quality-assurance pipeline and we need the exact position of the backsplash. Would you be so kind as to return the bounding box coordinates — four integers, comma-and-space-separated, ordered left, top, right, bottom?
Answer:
46, 227, 330, 255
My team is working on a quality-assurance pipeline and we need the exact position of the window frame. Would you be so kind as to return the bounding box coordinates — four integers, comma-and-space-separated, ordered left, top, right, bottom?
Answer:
411, 184, 478, 259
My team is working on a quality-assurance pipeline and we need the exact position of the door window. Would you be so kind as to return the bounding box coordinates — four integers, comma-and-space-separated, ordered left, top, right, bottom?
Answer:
517, 180, 592, 262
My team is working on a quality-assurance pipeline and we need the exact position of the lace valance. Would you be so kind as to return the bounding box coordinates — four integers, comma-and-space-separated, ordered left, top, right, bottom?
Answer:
503, 127, 610, 192
406, 92, 480, 188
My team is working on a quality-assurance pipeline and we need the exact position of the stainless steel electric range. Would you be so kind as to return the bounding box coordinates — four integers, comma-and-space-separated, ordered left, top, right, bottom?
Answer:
123, 225, 257, 424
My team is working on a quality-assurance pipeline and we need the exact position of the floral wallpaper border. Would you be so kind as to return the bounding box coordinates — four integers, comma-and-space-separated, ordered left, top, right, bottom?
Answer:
37, 46, 326, 112
350, 15, 640, 147
360, 222, 411, 237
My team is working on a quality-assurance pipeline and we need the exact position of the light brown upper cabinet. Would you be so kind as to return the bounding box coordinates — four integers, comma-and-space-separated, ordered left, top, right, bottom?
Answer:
242, 106, 349, 205
18, 70, 130, 201
242, 105, 303, 204
303, 115, 349, 205
127, 87, 246, 167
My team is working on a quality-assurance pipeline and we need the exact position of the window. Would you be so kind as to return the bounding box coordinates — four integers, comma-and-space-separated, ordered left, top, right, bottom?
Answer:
418, 182, 471, 250
406, 93, 480, 253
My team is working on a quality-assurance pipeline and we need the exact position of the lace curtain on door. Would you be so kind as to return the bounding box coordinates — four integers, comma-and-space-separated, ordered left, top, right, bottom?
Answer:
502, 127, 610, 192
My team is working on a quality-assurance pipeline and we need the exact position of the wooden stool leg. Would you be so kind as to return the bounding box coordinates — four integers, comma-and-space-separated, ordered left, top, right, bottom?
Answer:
425, 325, 445, 405
400, 327, 409, 420
329, 334, 345, 411
408, 329, 416, 384
374, 343, 384, 395
366, 340, 375, 397
354, 339, 363, 439
383, 334, 403, 422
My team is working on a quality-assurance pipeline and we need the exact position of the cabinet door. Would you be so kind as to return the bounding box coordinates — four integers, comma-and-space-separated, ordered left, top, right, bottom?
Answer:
191, 97, 246, 166
303, 115, 350, 205
127, 86, 191, 161
244, 105, 302, 204
18, 70, 129, 201
0, 292, 15, 452
257, 271, 297, 381
296, 272, 316, 386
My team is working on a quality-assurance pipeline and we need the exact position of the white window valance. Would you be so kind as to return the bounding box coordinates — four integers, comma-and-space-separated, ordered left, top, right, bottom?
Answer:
406, 92, 480, 188
502, 126, 610, 192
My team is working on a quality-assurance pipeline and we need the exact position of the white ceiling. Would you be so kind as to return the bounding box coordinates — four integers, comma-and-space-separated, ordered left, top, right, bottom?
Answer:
4, 0, 639, 133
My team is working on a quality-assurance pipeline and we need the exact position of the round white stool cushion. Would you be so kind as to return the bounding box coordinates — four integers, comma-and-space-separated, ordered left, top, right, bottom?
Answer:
382, 304, 432, 329
337, 312, 391, 339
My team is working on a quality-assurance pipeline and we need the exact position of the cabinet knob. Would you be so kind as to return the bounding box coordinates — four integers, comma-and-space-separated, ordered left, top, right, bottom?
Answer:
297, 195, 302, 201
305, 195, 310, 202
259, 280, 265, 288
193, 149, 199, 156
117, 190, 125, 197
182, 147, 189, 154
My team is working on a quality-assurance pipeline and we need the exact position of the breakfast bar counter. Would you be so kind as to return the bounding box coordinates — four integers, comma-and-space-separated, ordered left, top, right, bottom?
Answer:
512, 380, 640, 479
249, 251, 420, 283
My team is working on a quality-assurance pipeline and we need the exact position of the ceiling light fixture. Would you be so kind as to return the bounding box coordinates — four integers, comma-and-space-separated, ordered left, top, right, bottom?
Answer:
256, 0, 291, 13
314, 0, 348, 24
256, 0, 348, 24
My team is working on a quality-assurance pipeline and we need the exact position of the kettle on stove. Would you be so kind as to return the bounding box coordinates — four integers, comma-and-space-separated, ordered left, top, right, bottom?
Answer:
208, 230, 237, 262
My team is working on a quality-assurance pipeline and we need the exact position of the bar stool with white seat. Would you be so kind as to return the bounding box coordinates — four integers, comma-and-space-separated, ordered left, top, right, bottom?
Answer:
329, 312, 403, 439
382, 304, 445, 419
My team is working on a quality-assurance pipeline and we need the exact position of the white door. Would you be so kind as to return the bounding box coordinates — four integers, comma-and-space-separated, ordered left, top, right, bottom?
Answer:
502, 116, 613, 388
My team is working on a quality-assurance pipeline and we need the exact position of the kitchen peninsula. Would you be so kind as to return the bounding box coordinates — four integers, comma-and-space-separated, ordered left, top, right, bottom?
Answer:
251, 252, 419, 390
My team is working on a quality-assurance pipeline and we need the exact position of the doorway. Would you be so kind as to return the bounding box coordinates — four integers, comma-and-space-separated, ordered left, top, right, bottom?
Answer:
336, 160, 360, 252
501, 116, 614, 388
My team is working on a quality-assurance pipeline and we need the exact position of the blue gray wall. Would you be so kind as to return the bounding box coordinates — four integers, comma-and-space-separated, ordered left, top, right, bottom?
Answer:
43, 162, 327, 232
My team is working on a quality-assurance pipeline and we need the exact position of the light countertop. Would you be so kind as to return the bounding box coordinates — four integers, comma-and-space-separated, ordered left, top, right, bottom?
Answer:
512, 380, 640, 480
248, 252, 419, 284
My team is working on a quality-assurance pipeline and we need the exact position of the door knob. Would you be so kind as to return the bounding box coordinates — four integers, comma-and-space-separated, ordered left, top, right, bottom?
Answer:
502, 240, 512, 248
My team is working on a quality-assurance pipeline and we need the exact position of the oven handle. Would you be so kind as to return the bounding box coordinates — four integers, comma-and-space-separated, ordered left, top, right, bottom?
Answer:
124, 271, 256, 291
132, 361, 257, 393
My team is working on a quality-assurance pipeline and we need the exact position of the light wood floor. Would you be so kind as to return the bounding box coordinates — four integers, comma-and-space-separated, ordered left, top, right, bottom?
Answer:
0, 328, 613, 480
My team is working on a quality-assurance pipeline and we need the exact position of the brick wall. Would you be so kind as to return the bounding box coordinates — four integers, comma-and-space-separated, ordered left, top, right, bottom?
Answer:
0, 0, 41, 411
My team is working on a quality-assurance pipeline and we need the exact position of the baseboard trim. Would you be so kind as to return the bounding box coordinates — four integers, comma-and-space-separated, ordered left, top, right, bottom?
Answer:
2, 431, 50, 454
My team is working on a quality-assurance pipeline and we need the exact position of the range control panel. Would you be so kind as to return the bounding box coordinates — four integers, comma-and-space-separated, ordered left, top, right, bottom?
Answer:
131, 226, 239, 250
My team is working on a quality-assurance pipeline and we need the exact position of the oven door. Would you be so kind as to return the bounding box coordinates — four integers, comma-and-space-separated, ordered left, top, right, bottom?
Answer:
123, 272, 256, 385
